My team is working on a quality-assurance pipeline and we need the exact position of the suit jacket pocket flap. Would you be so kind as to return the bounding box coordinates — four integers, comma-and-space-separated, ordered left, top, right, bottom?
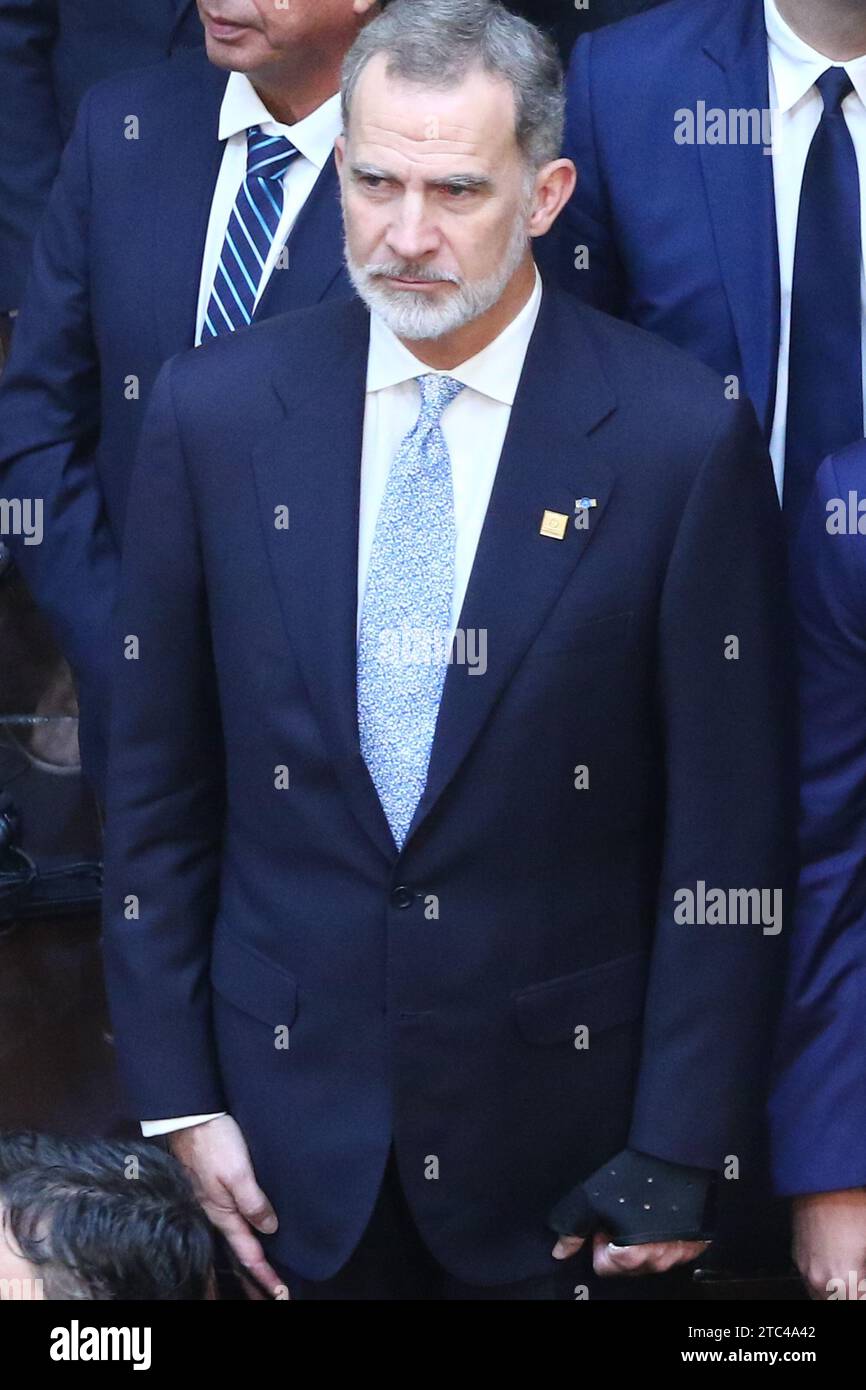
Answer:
210, 928, 298, 1028
514, 949, 648, 1044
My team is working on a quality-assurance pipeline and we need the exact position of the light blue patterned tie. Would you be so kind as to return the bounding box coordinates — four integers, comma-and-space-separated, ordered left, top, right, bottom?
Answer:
357, 373, 465, 848
202, 126, 299, 339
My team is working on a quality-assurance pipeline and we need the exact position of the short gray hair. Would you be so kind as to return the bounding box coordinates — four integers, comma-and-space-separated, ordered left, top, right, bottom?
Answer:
341, 0, 565, 171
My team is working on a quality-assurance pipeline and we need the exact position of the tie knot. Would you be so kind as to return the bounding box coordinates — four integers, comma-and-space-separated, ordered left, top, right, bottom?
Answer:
246, 126, 298, 180
817, 67, 854, 115
416, 373, 465, 422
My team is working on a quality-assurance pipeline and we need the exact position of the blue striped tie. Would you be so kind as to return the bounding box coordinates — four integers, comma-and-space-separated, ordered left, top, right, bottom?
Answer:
202, 126, 299, 339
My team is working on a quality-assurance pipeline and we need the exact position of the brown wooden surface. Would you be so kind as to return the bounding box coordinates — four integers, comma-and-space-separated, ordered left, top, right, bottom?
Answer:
0, 912, 131, 1137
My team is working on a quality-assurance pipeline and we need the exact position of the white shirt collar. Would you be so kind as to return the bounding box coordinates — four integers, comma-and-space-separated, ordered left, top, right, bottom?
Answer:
218, 71, 341, 171
764, 0, 866, 113
367, 265, 543, 406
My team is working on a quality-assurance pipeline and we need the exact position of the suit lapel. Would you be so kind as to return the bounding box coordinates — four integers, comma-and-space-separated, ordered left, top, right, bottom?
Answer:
698, 0, 780, 437
250, 289, 616, 861
151, 58, 227, 358
405, 287, 617, 847
250, 299, 397, 862
254, 153, 345, 319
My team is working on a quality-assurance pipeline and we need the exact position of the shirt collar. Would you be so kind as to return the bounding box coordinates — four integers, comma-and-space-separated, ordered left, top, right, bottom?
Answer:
367, 265, 543, 405
218, 71, 341, 171
764, 0, 866, 113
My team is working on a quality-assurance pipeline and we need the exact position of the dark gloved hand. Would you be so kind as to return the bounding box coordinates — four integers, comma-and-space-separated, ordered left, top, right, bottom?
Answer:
547, 1147, 714, 1246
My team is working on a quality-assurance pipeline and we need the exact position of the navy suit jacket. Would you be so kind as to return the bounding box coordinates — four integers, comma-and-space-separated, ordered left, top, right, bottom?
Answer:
0, 47, 353, 798
770, 442, 866, 1195
101, 284, 794, 1284
0, 0, 203, 307
538, 0, 781, 443
511, 0, 669, 64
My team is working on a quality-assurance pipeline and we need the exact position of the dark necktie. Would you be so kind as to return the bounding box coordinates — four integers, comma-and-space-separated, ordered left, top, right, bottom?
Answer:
202, 127, 299, 340
784, 67, 863, 527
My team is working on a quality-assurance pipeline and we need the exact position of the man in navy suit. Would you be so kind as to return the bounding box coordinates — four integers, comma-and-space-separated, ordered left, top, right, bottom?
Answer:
102, 0, 792, 1299
0, 0, 205, 316
770, 440, 866, 1298
539, 0, 866, 529
0, 1, 380, 800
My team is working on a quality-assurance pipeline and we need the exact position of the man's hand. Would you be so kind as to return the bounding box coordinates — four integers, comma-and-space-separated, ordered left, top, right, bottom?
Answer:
168, 1114, 286, 1298
553, 1231, 710, 1276
793, 1189, 866, 1300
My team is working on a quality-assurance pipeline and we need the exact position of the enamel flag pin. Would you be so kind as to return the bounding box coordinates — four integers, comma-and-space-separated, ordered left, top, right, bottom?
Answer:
539, 509, 570, 540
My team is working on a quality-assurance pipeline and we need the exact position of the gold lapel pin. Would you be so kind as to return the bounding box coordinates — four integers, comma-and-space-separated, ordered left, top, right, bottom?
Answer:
540, 509, 570, 540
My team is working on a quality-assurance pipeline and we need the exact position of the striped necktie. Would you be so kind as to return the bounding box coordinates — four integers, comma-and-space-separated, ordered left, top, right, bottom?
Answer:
357, 374, 465, 849
202, 126, 299, 339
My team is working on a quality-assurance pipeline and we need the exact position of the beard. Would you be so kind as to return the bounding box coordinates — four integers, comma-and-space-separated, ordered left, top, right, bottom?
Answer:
343, 202, 533, 341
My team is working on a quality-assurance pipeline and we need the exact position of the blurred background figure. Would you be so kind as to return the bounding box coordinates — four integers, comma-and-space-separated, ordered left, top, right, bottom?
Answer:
0, 1131, 218, 1299
0, 2, 206, 942
541, 0, 866, 533
770, 436, 866, 1299
0, 0, 204, 339
0, 0, 378, 806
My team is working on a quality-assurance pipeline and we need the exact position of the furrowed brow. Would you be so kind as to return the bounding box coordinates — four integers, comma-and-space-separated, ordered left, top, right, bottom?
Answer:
351, 163, 394, 180
428, 173, 492, 191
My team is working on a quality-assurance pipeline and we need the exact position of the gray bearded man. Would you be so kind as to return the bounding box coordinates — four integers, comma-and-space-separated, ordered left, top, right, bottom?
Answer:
101, 0, 792, 1300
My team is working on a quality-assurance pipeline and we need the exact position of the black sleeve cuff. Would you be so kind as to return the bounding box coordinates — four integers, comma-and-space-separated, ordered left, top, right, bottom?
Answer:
546, 1147, 714, 1245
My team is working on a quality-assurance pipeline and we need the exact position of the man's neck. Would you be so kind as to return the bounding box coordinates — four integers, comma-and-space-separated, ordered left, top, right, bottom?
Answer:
250, 60, 341, 126
775, 0, 866, 62
399, 256, 537, 371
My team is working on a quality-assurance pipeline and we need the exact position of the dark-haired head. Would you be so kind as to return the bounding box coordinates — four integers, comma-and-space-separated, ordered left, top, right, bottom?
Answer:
0, 1131, 216, 1300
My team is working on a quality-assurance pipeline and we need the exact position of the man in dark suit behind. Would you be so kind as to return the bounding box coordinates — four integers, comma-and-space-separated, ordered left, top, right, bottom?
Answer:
0, 1, 379, 800
102, 0, 793, 1300
539, 0, 866, 532
0, 0, 205, 316
770, 440, 866, 1298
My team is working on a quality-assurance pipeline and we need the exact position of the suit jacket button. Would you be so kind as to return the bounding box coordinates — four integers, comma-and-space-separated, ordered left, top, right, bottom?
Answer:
391, 886, 414, 909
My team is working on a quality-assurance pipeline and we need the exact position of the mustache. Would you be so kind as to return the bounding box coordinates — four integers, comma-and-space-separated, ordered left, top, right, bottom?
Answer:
364, 262, 462, 286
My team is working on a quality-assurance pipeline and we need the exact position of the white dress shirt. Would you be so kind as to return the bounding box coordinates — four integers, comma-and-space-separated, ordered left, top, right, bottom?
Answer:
764, 0, 866, 495
193, 74, 342, 346
141, 268, 543, 1139
358, 266, 543, 636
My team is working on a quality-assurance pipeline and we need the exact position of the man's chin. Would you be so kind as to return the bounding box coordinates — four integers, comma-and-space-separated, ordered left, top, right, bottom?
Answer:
372, 295, 461, 341
203, 33, 261, 70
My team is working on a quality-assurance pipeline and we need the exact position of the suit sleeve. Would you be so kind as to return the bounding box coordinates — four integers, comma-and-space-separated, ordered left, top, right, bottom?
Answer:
101, 357, 228, 1119
534, 32, 628, 315
0, 83, 119, 799
627, 398, 796, 1171
0, 0, 61, 309
769, 456, 866, 1196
